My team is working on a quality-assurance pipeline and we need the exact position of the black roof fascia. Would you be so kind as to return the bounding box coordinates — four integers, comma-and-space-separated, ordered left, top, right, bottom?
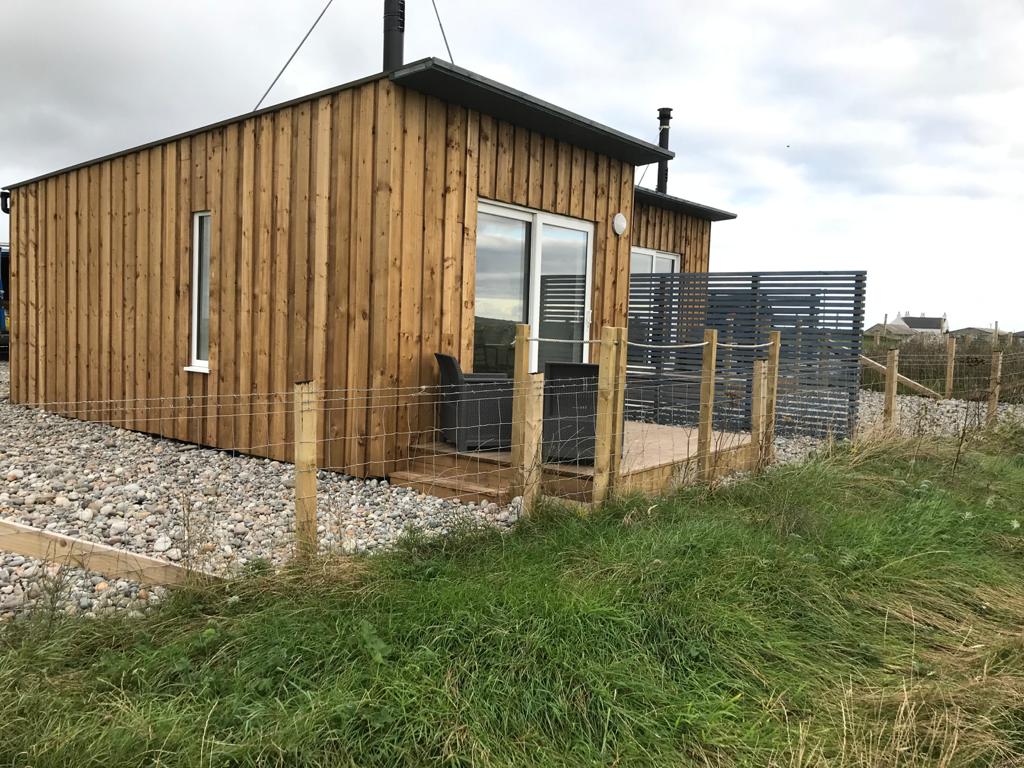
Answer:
633, 185, 737, 222
3, 71, 388, 191
390, 58, 673, 167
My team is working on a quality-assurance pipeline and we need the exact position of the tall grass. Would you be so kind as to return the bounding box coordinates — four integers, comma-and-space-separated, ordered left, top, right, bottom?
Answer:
2, 424, 1024, 766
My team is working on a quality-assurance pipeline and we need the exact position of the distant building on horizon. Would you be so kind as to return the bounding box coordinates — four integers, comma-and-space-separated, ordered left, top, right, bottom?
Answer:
894, 312, 947, 335
866, 312, 947, 342
950, 326, 1013, 342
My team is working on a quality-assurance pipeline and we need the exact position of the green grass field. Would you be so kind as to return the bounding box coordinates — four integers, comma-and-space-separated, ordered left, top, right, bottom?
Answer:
3, 423, 1024, 766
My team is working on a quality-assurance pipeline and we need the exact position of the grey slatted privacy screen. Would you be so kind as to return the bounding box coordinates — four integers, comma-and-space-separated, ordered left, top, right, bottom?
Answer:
626, 271, 867, 438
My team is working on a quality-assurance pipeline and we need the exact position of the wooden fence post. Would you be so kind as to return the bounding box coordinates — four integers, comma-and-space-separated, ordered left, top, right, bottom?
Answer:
511, 323, 531, 495
944, 335, 956, 399
765, 329, 781, 462
593, 326, 617, 504
987, 351, 1003, 427
520, 373, 544, 516
610, 326, 628, 483
697, 328, 719, 481
749, 359, 767, 471
293, 381, 318, 557
883, 348, 899, 430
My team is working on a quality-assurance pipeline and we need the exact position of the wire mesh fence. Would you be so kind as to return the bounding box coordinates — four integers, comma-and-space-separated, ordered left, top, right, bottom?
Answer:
860, 337, 1024, 404
3, 324, 1021, 586
855, 336, 1024, 440
0, 323, 785, 580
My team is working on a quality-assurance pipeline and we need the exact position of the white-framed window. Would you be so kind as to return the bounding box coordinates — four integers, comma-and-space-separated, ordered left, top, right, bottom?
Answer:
631, 246, 681, 274
629, 247, 682, 370
187, 211, 211, 373
475, 199, 594, 374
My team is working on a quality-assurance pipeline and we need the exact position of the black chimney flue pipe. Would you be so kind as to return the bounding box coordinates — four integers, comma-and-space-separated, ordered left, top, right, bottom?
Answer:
656, 107, 672, 194
383, 0, 405, 72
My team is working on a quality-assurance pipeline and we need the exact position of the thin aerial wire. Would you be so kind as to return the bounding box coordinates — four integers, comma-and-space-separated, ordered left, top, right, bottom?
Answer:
431, 0, 455, 63
253, 0, 336, 112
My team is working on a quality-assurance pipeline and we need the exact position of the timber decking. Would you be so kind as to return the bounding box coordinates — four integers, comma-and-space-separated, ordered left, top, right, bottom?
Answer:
392, 421, 751, 504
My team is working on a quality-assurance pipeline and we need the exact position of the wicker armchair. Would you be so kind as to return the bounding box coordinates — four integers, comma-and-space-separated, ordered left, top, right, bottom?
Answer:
542, 362, 599, 464
434, 353, 514, 452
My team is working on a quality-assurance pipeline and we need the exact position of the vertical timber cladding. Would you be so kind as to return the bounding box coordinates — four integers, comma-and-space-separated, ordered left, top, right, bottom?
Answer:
631, 201, 713, 272
8, 81, 389, 474
379, 91, 637, 476
7, 77, 637, 479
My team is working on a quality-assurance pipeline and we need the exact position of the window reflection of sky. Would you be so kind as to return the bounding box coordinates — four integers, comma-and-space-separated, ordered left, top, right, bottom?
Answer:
541, 225, 586, 278
474, 209, 591, 372
475, 212, 529, 321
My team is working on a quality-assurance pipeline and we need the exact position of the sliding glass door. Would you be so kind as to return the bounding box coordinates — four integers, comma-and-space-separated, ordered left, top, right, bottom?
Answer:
536, 224, 589, 370
475, 202, 594, 374
473, 211, 531, 374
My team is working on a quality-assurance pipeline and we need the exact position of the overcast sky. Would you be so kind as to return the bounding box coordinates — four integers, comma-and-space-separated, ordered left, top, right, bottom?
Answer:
1, 0, 1021, 330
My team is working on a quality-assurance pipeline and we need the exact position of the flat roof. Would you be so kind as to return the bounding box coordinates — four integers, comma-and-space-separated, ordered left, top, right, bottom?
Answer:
4, 57, 671, 190
633, 185, 736, 222
390, 58, 672, 166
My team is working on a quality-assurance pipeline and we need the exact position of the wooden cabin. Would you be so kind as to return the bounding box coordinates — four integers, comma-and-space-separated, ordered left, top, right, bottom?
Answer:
1, 56, 734, 481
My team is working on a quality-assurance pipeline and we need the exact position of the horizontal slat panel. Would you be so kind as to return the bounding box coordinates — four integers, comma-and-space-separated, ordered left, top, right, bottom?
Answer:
626, 270, 867, 437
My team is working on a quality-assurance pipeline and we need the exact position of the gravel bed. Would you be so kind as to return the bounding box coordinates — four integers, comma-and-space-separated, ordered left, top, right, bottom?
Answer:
857, 390, 1023, 436
772, 391, 1024, 467
1, 552, 167, 622
0, 363, 517, 621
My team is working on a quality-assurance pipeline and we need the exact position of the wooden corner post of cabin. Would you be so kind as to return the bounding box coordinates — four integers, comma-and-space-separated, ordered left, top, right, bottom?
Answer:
593, 326, 619, 504
749, 359, 768, 472
987, 351, 1003, 427
294, 381, 319, 557
945, 335, 956, 399
765, 329, 782, 463
883, 348, 899, 429
697, 328, 719, 481
511, 323, 531, 495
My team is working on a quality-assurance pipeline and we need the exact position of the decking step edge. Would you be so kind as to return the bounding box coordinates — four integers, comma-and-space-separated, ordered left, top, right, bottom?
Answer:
389, 470, 508, 504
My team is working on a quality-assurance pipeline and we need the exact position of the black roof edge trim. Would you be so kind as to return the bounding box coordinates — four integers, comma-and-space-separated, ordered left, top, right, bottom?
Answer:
390, 57, 673, 167
4, 71, 389, 190
634, 185, 737, 222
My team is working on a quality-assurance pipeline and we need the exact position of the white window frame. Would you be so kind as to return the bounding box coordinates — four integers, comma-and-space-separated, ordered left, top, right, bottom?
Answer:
477, 199, 595, 372
631, 246, 681, 274
629, 247, 682, 373
186, 211, 211, 373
